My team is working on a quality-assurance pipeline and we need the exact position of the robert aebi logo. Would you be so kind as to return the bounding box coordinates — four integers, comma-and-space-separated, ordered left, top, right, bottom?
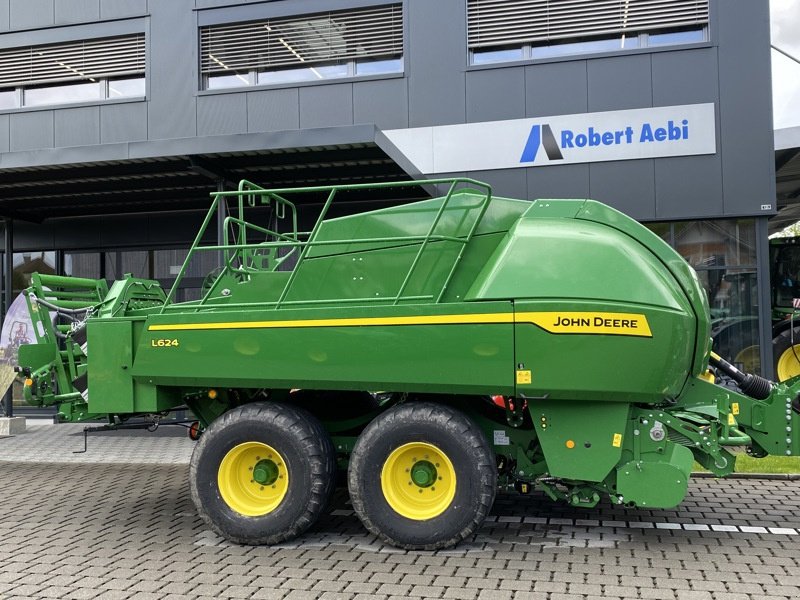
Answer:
520, 119, 691, 164
519, 124, 563, 163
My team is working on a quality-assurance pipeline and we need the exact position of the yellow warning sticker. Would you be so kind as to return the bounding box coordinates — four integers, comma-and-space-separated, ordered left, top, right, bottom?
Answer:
516, 370, 532, 385
728, 413, 736, 426
732, 402, 740, 415
612, 433, 622, 448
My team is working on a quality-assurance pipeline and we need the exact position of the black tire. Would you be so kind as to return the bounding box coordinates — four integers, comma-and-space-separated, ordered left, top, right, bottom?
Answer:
348, 402, 496, 550
774, 327, 800, 381
190, 402, 336, 545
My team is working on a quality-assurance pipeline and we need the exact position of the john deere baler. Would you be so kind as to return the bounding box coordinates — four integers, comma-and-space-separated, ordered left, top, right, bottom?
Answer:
9, 178, 800, 550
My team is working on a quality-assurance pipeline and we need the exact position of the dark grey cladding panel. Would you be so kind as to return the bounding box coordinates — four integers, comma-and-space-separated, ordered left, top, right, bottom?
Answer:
299, 84, 354, 129
99, 213, 155, 246
525, 60, 588, 117
470, 168, 527, 201
54, 217, 101, 249
589, 159, 656, 221
0, 114, 8, 152
353, 78, 408, 130
527, 163, 590, 200
101, 213, 202, 247
717, 1, 775, 215
0, 1, 9, 31
100, 102, 147, 143
408, 0, 465, 126
99, 0, 146, 19
10, 0, 53, 29
14, 221, 55, 251
588, 54, 653, 112
55, 106, 99, 147
466, 67, 525, 123
55, 0, 99, 25
247, 89, 300, 132
147, 0, 197, 140
10, 111, 54, 151
197, 93, 248, 136
652, 48, 718, 106
654, 155, 723, 219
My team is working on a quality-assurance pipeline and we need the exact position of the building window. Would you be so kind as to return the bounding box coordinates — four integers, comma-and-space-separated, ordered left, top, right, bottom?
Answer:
0, 34, 145, 109
646, 219, 760, 374
200, 4, 403, 90
468, 0, 709, 65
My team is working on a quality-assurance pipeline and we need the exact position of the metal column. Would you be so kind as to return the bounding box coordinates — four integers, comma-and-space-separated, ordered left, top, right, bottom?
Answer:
217, 179, 225, 266
756, 216, 774, 378
3, 218, 12, 417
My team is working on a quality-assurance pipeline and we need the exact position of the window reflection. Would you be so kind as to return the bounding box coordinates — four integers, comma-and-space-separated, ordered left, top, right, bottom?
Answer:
472, 47, 524, 65
25, 81, 101, 106
0, 89, 15, 109
209, 56, 401, 89
258, 62, 349, 85
674, 220, 757, 269
64, 253, 101, 279
208, 72, 251, 89
470, 26, 705, 65
104, 250, 150, 280
12, 251, 56, 295
531, 35, 639, 59
649, 29, 705, 46
108, 77, 145, 98
355, 57, 403, 75
647, 218, 761, 374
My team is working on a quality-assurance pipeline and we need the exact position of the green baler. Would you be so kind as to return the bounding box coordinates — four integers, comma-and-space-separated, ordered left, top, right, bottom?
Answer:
10, 178, 800, 549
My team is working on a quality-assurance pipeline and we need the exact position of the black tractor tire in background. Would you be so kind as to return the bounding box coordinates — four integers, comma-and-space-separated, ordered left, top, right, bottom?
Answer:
190, 402, 336, 545
348, 402, 496, 550
773, 326, 800, 381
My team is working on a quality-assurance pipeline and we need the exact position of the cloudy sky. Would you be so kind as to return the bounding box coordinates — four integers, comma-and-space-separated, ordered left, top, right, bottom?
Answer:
772, 0, 800, 129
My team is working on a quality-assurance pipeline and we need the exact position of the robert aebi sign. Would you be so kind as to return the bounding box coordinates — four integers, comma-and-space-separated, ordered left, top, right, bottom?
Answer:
383, 103, 716, 174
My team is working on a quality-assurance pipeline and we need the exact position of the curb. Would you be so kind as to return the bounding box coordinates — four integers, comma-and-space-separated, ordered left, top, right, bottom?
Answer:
692, 472, 800, 480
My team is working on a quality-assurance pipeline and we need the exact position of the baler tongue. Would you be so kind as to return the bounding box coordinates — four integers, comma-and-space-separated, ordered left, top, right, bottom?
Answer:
0, 292, 40, 400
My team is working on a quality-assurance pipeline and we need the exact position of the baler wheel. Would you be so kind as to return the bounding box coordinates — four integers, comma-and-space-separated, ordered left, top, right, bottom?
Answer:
189, 402, 335, 545
347, 402, 496, 550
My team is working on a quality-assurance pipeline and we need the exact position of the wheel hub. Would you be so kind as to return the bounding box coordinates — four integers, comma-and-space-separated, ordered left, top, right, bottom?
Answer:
217, 442, 289, 516
410, 460, 437, 487
253, 459, 279, 486
380, 442, 456, 520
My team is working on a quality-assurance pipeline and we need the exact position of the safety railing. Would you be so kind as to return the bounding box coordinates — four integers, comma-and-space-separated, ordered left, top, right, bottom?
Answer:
160, 178, 493, 313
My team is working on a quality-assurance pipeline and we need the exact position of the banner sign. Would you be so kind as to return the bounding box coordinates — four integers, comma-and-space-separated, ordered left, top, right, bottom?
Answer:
384, 103, 716, 173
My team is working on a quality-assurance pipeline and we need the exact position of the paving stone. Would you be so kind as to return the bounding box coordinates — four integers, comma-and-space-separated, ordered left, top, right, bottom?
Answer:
3, 434, 800, 600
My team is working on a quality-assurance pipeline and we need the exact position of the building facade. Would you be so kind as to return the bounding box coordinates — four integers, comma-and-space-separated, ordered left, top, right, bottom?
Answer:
0, 0, 776, 412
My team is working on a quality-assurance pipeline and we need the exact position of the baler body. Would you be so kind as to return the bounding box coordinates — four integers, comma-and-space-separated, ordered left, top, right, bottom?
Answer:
12, 178, 800, 548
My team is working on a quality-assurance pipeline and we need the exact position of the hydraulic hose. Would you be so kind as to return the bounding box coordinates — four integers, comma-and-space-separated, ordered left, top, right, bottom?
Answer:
709, 352, 772, 400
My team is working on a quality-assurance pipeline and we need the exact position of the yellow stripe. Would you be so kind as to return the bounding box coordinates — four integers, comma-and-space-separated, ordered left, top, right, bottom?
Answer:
148, 313, 513, 331
148, 310, 651, 336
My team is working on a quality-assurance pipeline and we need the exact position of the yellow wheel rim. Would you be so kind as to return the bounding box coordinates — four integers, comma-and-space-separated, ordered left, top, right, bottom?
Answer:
217, 442, 289, 516
777, 345, 800, 381
380, 442, 456, 520
733, 345, 760, 376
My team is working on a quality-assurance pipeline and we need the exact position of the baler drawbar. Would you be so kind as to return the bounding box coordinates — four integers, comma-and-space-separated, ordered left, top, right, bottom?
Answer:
8, 177, 800, 550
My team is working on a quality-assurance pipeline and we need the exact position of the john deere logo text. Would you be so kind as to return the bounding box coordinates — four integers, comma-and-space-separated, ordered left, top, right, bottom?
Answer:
516, 311, 652, 337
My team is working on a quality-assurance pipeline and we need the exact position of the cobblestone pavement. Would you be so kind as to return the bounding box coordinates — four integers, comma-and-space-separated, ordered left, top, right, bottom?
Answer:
2, 424, 800, 599
0, 422, 194, 464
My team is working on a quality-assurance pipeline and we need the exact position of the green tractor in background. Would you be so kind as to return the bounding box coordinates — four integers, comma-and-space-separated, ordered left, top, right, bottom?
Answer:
711, 237, 800, 381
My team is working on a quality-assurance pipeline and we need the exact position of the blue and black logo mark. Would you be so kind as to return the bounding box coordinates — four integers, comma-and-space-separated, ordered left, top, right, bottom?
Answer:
520, 124, 564, 163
